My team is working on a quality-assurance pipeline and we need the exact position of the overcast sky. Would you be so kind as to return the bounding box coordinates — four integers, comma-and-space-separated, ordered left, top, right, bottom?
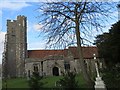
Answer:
0, 0, 119, 64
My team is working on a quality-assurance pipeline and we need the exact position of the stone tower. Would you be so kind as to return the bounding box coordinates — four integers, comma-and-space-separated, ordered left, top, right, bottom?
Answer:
3, 15, 27, 77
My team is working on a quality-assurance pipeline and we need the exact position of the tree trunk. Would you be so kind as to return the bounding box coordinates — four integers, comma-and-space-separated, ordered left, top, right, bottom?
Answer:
75, 19, 94, 88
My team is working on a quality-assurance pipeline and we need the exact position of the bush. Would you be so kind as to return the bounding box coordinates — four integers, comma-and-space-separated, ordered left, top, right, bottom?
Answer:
58, 71, 79, 90
28, 72, 44, 90
102, 65, 120, 89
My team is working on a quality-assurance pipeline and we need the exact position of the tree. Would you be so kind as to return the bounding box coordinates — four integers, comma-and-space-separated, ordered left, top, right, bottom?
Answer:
58, 71, 79, 90
37, 2, 116, 87
102, 66, 120, 89
95, 21, 120, 88
95, 21, 120, 67
28, 72, 44, 90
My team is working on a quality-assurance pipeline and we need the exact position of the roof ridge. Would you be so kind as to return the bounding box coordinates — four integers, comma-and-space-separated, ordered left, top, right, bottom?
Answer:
28, 46, 97, 51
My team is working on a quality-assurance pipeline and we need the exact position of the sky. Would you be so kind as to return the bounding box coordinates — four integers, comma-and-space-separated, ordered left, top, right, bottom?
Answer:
0, 0, 119, 64
0, 0, 48, 64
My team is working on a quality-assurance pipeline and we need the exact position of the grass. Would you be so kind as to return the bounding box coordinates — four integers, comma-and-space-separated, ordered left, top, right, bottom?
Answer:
76, 74, 87, 88
2, 78, 29, 88
2, 74, 87, 88
41, 76, 63, 88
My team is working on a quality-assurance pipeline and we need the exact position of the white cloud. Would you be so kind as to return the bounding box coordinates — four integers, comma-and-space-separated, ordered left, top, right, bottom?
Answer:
0, 31, 6, 64
0, 1, 31, 11
28, 41, 46, 50
0, 0, 42, 2
0, 12, 2, 31
0, 0, 57, 4
33, 24, 43, 31
27, 20, 32, 32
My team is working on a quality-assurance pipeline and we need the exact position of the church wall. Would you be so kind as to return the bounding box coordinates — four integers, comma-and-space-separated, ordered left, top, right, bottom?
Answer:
85, 59, 96, 77
69, 60, 79, 73
25, 58, 103, 77
25, 62, 33, 77
43, 60, 64, 76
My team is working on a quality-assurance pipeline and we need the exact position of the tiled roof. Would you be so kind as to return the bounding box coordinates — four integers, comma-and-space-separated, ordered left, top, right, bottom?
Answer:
28, 50, 64, 58
27, 46, 98, 59
68, 47, 98, 59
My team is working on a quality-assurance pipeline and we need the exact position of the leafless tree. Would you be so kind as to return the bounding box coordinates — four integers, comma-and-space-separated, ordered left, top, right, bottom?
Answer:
37, 1, 116, 87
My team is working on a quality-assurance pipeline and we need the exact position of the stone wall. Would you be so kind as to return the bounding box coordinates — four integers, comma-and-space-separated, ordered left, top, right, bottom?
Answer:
25, 57, 99, 77
3, 15, 27, 78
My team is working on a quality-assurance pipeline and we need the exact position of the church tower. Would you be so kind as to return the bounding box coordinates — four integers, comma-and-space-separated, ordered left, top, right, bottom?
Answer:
3, 15, 27, 77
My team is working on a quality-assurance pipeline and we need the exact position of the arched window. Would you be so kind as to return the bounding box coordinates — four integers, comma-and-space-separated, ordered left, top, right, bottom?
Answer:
33, 64, 38, 72
64, 61, 70, 70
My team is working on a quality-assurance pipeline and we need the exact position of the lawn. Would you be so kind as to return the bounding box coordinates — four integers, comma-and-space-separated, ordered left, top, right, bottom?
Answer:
2, 74, 87, 88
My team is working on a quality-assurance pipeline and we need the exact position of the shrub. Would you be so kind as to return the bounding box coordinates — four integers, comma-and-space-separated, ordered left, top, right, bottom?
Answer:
58, 71, 79, 90
28, 72, 44, 90
102, 65, 120, 89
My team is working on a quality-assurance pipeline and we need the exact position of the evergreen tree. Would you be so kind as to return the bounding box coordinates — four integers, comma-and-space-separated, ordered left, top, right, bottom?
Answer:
95, 21, 120, 89
95, 21, 120, 67
58, 71, 79, 90
28, 72, 44, 90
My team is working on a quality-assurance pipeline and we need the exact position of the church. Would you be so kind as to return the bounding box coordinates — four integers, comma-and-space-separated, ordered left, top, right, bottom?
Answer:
2, 15, 103, 78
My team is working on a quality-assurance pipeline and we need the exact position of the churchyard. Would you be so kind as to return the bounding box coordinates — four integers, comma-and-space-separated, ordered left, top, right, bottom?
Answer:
2, 74, 87, 88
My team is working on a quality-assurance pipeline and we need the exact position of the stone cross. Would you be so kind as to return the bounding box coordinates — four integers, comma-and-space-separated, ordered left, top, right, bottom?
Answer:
95, 62, 100, 77
93, 54, 106, 90
93, 54, 100, 77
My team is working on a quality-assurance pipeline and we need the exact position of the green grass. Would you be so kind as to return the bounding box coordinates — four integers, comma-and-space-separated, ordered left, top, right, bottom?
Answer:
2, 74, 87, 88
3, 78, 29, 88
76, 74, 87, 88
41, 76, 63, 88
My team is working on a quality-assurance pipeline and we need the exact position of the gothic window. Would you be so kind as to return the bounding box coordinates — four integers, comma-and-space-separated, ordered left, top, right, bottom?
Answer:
64, 61, 70, 70
41, 61, 43, 73
28, 70, 30, 77
33, 64, 38, 72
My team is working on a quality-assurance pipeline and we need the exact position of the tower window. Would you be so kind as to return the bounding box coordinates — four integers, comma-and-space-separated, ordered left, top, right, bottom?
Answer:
23, 20, 25, 26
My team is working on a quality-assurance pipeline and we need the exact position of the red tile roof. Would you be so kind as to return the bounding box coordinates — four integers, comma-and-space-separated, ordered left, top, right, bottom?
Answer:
28, 50, 64, 58
27, 46, 98, 59
68, 47, 98, 59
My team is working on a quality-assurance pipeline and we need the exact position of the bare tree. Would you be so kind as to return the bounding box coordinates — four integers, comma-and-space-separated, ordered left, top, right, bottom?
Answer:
37, 1, 116, 87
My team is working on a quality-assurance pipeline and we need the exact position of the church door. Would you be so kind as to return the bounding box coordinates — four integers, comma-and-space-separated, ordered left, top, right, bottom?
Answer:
53, 67, 59, 76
